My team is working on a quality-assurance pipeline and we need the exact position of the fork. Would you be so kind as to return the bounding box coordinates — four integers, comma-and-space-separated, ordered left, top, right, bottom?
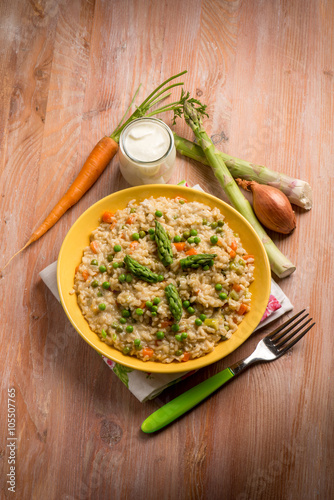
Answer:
141, 310, 315, 433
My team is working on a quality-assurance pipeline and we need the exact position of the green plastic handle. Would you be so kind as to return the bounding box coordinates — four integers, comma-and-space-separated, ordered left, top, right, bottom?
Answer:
141, 367, 235, 433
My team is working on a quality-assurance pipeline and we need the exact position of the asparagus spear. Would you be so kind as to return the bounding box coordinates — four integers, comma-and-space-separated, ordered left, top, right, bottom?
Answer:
182, 100, 296, 278
124, 255, 161, 283
154, 220, 173, 266
173, 133, 312, 210
165, 284, 183, 322
180, 254, 217, 269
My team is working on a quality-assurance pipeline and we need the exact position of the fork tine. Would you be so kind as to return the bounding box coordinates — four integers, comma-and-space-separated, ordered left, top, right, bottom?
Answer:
275, 317, 313, 349
273, 313, 309, 343
279, 322, 315, 354
267, 309, 306, 340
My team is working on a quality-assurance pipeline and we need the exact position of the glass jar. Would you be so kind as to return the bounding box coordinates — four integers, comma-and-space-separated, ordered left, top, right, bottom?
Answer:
119, 117, 176, 186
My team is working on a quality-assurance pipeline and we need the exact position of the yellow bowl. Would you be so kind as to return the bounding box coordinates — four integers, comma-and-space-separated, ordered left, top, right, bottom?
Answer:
57, 185, 271, 373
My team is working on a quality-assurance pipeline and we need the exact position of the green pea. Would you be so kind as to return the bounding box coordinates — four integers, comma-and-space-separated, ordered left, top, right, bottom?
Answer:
119, 317, 126, 324
99, 265, 107, 273
179, 199, 185, 204
210, 235, 218, 245
136, 308, 143, 316
194, 237, 201, 244
130, 208, 136, 213
183, 300, 190, 309
98, 303, 106, 311
219, 292, 228, 300
187, 306, 195, 314
153, 297, 161, 305
202, 219, 208, 225
190, 229, 198, 236
118, 274, 126, 283
195, 318, 202, 326
172, 324, 180, 332
126, 326, 134, 333
175, 334, 182, 341
151, 311, 157, 317
218, 220, 224, 227
187, 237, 195, 244
146, 301, 153, 309
97, 291, 103, 297
175, 349, 183, 356
112, 322, 118, 329
216, 227, 224, 233
148, 228, 155, 235
210, 222, 218, 229
151, 305, 158, 313
215, 283, 223, 291
139, 231, 146, 239
101, 329, 107, 338
132, 233, 140, 241
157, 275, 164, 282
181, 332, 188, 340
122, 309, 131, 318
91, 259, 98, 266
173, 235, 181, 242
125, 274, 132, 283
199, 314, 207, 322
102, 281, 110, 290
133, 338, 141, 346
155, 210, 163, 217
203, 265, 210, 271
107, 254, 114, 262
91, 280, 99, 288
156, 331, 164, 340
113, 262, 119, 269
183, 230, 190, 239
150, 234, 155, 241
114, 244, 122, 252
123, 346, 131, 355
116, 326, 123, 333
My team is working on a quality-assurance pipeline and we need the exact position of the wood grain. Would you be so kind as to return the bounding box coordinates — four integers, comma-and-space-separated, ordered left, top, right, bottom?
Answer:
1, 1, 333, 499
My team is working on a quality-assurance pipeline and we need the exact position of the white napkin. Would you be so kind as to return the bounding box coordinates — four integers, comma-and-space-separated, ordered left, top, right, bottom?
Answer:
39, 184, 293, 402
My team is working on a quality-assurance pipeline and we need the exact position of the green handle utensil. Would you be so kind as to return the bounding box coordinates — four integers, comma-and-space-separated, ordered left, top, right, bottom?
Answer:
141, 368, 234, 433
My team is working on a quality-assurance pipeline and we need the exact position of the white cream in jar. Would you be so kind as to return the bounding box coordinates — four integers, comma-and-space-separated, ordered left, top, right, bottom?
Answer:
119, 118, 176, 186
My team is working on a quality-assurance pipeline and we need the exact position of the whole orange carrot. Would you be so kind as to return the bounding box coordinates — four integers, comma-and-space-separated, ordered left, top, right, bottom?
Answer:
2, 71, 187, 270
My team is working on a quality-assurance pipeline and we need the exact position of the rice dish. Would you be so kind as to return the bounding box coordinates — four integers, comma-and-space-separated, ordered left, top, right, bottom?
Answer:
73, 196, 255, 363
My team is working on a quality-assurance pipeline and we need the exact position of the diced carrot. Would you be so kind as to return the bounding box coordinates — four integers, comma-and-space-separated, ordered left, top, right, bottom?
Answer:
243, 254, 254, 261
182, 352, 190, 362
129, 241, 139, 253
231, 241, 237, 251
140, 301, 146, 308
233, 284, 242, 292
126, 216, 135, 224
175, 196, 188, 203
160, 320, 173, 328
90, 241, 100, 254
75, 265, 79, 273
82, 270, 89, 281
173, 242, 186, 251
109, 222, 117, 230
142, 348, 154, 358
238, 303, 248, 315
217, 240, 224, 247
230, 250, 236, 258
102, 211, 114, 223
185, 248, 197, 256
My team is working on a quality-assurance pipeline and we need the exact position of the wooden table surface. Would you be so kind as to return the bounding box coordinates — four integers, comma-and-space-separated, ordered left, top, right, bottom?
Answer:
1, 1, 333, 499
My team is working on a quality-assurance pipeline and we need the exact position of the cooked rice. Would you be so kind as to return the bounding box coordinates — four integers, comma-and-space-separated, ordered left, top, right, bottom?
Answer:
73, 196, 255, 363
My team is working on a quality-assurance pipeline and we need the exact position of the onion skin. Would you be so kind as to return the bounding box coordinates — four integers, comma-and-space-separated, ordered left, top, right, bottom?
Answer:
236, 179, 296, 234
